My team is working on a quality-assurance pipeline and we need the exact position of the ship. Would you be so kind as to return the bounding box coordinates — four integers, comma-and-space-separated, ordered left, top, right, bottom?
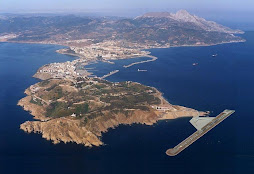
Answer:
138, 69, 147, 72
212, 54, 218, 57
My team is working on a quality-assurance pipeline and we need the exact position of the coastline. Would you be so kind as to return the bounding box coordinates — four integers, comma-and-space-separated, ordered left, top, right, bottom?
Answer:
54, 39, 246, 60
1, 38, 246, 69
1, 37, 246, 87
53, 39, 246, 78
2, 38, 243, 147
18, 78, 208, 147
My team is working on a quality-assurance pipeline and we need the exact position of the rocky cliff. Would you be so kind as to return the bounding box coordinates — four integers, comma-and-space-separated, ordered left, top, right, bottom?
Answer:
18, 78, 207, 147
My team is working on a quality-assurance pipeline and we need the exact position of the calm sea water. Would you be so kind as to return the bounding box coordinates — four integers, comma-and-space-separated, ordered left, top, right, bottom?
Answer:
1, 32, 254, 174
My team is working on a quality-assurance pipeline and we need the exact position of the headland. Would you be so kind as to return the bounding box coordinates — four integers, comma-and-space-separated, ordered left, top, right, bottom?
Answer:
0, 10, 244, 148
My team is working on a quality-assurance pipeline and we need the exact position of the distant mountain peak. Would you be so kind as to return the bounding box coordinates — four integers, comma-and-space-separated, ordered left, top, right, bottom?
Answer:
136, 10, 243, 34
171, 10, 197, 22
137, 10, 193, 19
137, 12, 172, 18
175, 9, 191, 16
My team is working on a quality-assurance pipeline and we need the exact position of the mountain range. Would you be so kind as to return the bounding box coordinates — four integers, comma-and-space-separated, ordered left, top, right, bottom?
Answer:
0, 10, 244, 47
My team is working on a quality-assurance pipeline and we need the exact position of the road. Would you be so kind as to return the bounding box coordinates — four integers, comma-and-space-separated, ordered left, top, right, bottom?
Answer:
166, 110, 235, 156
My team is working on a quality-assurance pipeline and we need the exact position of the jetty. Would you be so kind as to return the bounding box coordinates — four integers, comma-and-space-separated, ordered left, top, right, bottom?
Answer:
166, 110, 235, 156
102, 60, 115, 64
100, 70, 119, 79
123, 55, 157, 68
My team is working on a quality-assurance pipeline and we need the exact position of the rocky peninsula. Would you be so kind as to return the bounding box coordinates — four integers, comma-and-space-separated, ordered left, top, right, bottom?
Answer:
18, 76, 207, 146
1, 9, 243, 147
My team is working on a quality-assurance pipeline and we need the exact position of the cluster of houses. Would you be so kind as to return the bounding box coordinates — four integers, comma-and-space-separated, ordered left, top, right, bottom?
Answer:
70, 41, 149, 60
152, 105, 172, 112
37, 60, 86, 80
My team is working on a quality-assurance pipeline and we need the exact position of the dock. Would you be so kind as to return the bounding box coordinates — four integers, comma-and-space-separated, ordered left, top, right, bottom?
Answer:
166, 110, 235, 156
100, 70, 119, 79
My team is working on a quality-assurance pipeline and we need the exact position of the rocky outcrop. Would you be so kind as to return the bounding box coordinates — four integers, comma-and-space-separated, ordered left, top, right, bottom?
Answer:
19, 95, 206, 147
21, 118, 102, 147
18, 96, 49, 121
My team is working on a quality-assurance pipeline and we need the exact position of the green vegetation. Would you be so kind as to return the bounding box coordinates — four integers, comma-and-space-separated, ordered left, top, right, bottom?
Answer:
46, 101, 72, 118
46, 84, 58, 91
74, 103, 89, 115
35, 78, 162, 120
94, 84, 106, 89
39, 79, 50, 87
2, 13, 243, 47
45, 100, 89, 118
30, 97, 43, 106
42, 86, 64, 100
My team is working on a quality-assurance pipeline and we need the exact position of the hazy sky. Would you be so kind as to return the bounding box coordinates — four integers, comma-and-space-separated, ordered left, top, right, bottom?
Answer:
0, 0, 253, 30
1, 0, 253, 12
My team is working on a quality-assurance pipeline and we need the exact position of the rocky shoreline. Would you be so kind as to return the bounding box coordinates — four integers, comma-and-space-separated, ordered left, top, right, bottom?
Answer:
18, 75, 207, 147
14, 34, 245, 147
16, 34, 243, 147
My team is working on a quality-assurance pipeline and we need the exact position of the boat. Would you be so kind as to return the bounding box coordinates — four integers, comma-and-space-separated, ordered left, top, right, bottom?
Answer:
192, 63, 198, 66
138, 69, 147, 72
212, 54, 218, 57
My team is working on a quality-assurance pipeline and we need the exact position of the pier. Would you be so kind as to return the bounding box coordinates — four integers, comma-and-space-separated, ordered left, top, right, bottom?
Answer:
123, 55, 157, 68
102, 60, 115, 64
166, 110, 235, 156
100, 70, 119, 79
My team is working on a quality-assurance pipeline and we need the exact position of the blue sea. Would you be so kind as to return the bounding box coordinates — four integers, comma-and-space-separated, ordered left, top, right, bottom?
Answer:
1, 32, 254, 174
